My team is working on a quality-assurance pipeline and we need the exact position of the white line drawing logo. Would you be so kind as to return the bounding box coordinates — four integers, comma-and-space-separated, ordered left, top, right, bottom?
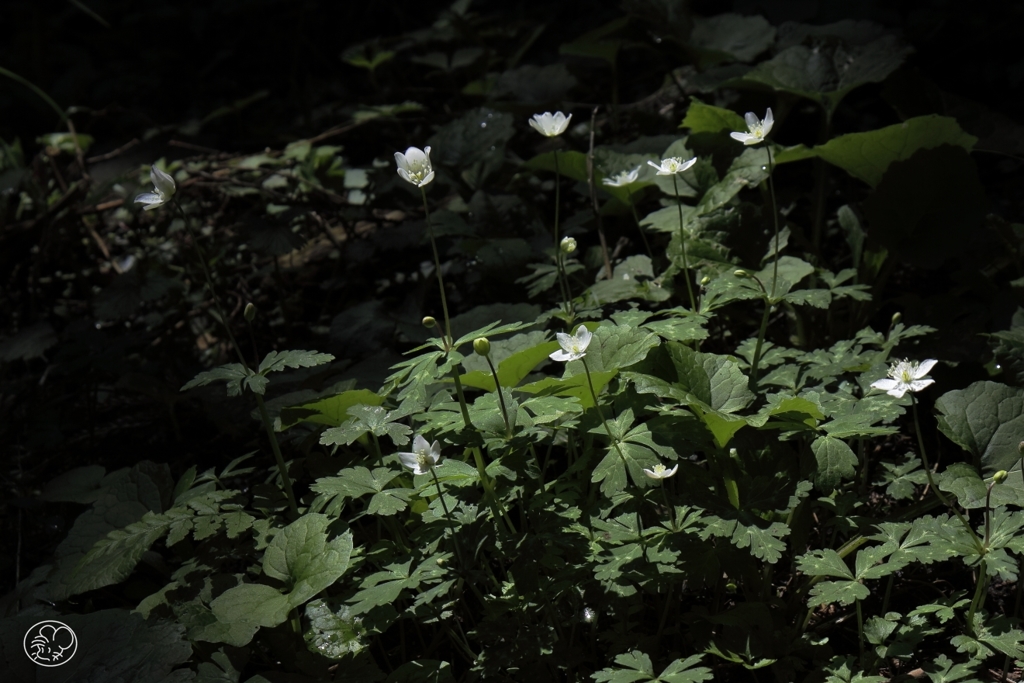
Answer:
23, 620, 78, 667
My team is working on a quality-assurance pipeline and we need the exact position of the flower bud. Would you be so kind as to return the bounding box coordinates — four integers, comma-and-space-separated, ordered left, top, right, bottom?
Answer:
700, 276, 711, 286
1019, 441, 1024, 456
734, 269, 748, 278
244, 303, 256, 322
994, 470, 1009, 484
473, 337, 491, 356
422, 316, 436, 328
561, 236, 577, 253
891, 312, 902, 326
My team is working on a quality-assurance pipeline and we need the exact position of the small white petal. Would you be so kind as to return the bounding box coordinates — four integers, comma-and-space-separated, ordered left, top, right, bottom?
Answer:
744, 112, 759, 128
419, 170, 435, 186
909, 379, 935, 392
394, 151, 408, 169
915, 359, 938, 378
151, 166, 176, 197
763, 108, 774, 134
134, 192, 162, 206
730, 131, 753, 143
549, 349, 574, 362
871, 378, 898, 392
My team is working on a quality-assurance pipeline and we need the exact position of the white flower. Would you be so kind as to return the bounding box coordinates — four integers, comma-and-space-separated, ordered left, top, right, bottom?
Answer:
643, 463, 679, 480
602, 166, 641, 187
549, 325, 592, 362
647, 156, 697, 176
529, 111, 571, 137
730, 108, 774, 146
871, 358, 938, 398
134, 165, 177, 211
398, 434, 442, 475
395, 146, 434, 187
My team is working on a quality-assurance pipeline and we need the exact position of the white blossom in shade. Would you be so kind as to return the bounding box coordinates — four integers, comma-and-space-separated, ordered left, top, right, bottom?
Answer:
134, 165, 177, 211
549, 325, 592, 363
394, 146, 434, 187
398, 434, 442, 475
643, 463, 679, 480
602, 166, 641, 187
529, 111, 571, 137
871, 359, 938, 398
730, 108, 774, 146
647, 156, 697, 176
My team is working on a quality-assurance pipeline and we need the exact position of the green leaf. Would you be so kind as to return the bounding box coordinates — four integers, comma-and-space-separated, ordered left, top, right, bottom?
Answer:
459, 332, 556, 391
518, 371, 618, 410
701, 516, 789, 563
807, 116, 977, 188
304, 599, 368, 659
281, 389, 384, 429
797, 549, 854, 579
812, 436, 859, 490
261, 514, 354, 602
808, 579, 870, 607
740, 34, 911, 114
181, 363, 251, 397
688, 14, 775, 67
935, 381, 1024, 474
258, 349, 335, 375
656, 654, 714, 683
681, 98, 747, 135
592, 650, 655, 683
922, 654, 982, 683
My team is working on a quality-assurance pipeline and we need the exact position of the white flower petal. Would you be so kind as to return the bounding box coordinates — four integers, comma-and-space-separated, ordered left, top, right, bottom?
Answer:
871, 378, 898, 392
730, 131, 753, 143
134, 192, 163, 206
643, 468, 658, 479
549, 349, 573, 362
574, 326, 592, 350
665, 464, 679, 478
394, 151, 408, 169
744, 111, 759, 129
419, 170, 434, 187
909, 379, 935, 393
915, 359, 938, 378
763, 107, 774, 135
151, 166, 176, 197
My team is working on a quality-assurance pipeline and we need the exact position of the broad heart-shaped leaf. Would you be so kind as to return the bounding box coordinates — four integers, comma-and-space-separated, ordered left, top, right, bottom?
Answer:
681, 97, 747, 135
756, 256, 815, 302
644, 342, 754, 413
563, 323, 660, 375
740, 35, 911, 114
210, 516, 354, 646
258, 349, 335, 374
935, 381, 1024, 474
281, 389, 384, 430
790, 115, 977, 188
688, 13, 775, 67
262, 514, 355, 601
811, 435, 859, 491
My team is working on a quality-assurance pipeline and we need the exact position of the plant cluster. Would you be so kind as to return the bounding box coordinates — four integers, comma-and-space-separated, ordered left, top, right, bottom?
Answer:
2, 3, 1024, 683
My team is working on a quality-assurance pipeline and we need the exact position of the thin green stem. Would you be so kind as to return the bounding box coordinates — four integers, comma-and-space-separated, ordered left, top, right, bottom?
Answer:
749, 298, 772, 390
470, 448, 516, 534
256, 394, 299, 517
966, 560, 988, 637
552, 150, 572, 310
174, 199, 297, 516
581, 356, 629, 469
765, 144, 780, 299
0, 66, 67, 122
912, 395, 984, 553
670, 175, 697, 311
420, 188, 452, 344
856, 599, 865, 657
429, 466, 466, 569
451, 370, 473, 430
659, 484, 675, 531
485, 354, 512, 437
626, 187, 653, 259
